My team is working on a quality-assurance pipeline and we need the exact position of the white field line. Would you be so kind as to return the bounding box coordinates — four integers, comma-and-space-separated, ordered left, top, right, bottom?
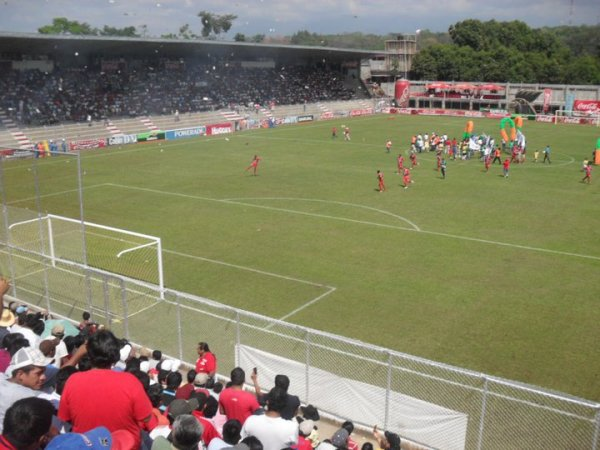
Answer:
106, 183, 600, 261
5, 183, 110, 205
276, 286, 336, 322
164, 248, 333, 289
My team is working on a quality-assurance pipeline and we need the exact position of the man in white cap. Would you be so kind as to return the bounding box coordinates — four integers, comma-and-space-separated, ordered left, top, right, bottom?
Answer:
0, 346, 53, 432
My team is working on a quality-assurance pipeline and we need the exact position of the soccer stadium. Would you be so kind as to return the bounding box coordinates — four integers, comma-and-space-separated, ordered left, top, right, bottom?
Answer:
0, 15, 599, 450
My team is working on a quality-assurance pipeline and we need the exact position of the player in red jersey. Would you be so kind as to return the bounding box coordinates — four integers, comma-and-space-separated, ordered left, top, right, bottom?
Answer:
484, 154, 491, 172
331, 127, 337, 139
582, 164, 592, 184
377, 170, 385, 192
402, 167, 411, 189
245, 155, 261, 175
397, 154, 404, 172
409, 151, 418, 168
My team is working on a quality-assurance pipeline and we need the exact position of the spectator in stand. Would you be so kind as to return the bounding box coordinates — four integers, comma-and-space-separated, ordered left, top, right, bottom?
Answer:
0, 397, 56, 450
9, 311, 43, 348
297, 420, 315, 450
0, 346, 53, 432
0, 333, 29, 373
204, 395, 226, 435
195, 342, 217, 384
41, 324, 69, 368
150, 398, 201, 441
176, 369, 197, 400
241, 386, 299, 450
58, 329, 157, 448
207, 419, 242, 450
339, 422, 359, 450
219, 367, 259, 424
152, 414, 203, 450
189, 392, 221, 447
372, 426, 400, 450
149, 349, 162, 370
160, 370, 183, 412
251, 371, 300, 420
45, 426, 112, 450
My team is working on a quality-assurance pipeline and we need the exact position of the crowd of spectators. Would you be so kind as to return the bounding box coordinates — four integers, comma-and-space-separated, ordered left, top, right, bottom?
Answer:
0, 60, 359, 126
0, 276, 403, 450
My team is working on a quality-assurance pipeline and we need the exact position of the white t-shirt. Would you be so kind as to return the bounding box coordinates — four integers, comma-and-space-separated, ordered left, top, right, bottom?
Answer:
241, 414, 298, 450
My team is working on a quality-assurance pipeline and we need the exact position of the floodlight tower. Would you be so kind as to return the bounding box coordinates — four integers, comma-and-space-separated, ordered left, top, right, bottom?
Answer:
568, 0, 574, 25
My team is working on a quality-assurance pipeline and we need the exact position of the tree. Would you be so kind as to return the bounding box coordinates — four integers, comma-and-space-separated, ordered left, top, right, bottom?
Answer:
197, 11, 237, 39
38, 17, 97, 35
99, 25, 139, 37
234, 33, 246, 42
250, 34, 265, 43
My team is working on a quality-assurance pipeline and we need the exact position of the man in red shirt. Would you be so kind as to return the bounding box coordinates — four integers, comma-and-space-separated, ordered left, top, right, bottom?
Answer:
410, 151, 418, 168
195, 342, 217, 382
58, 330, 156, 448
245, 155, 261, 176
219, 367, 259, 424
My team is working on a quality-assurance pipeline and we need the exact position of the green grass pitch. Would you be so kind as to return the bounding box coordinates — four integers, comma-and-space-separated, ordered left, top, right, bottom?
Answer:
3, 114, 599, 401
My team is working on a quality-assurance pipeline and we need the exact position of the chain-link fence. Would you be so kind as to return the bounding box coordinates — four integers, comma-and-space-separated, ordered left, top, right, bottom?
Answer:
1, 151, 599, 450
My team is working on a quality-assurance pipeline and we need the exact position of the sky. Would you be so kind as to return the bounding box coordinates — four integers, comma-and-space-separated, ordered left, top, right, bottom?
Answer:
0, 0, 598, 39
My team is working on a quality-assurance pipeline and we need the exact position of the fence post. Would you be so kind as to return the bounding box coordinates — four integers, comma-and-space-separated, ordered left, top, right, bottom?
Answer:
384, 351, 392, 429
235, 311, 241, 367
121, 278, 129, 340
305, 330, 311, 403
592, 407, 600, 450
102, 273, 111, 328
476, 377, 490, 450
176, 293, 183, 361
0, 157, 17, 297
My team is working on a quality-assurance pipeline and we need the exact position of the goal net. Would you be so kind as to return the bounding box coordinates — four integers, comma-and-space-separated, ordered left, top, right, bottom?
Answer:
7, 214, 164, 298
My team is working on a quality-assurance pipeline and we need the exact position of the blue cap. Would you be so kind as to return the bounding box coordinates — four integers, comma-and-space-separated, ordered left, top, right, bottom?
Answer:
15, 305, 28, 314
46, 427, 112, 450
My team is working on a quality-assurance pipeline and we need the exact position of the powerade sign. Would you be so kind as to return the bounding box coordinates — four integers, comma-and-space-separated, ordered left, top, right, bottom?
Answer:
165, 126, 206, 140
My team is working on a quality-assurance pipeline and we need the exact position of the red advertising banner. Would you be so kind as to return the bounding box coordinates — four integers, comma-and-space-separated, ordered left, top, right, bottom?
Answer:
69, 139, 107, 151
206, 123, 232, 136
572, 100, 600, 115
349, 108, 374, 117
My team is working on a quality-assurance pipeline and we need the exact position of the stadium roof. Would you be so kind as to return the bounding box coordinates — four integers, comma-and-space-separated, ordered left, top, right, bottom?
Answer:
0, 32, 381, 63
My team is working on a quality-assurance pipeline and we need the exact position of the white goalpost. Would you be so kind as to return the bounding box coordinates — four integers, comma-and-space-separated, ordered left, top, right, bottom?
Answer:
8, 214, 165, 299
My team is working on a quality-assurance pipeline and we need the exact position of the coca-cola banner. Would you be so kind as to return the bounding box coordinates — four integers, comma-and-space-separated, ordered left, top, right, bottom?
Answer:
573, 100, 600, 115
